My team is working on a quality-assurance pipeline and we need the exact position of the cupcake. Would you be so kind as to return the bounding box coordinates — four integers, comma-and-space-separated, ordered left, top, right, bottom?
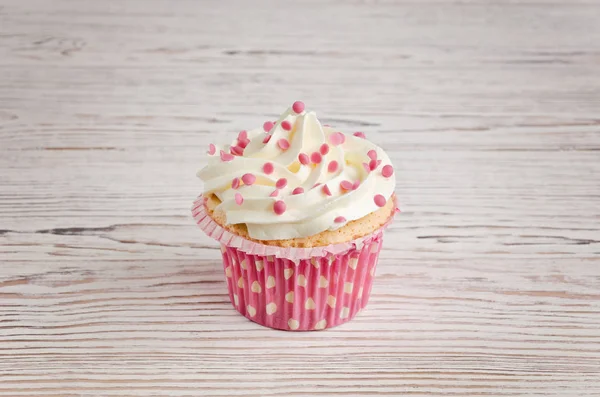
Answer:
192, 101, 398, 331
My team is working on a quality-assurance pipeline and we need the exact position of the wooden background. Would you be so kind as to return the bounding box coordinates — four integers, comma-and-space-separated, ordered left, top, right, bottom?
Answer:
1, 0, 600, 395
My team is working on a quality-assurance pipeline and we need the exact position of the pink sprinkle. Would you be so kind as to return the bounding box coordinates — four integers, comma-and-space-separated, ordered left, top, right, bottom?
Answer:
277, 138, 290, 150
329, 132, 345, 146
263, 162, 274, 175
352, 180, 360, 190
367, 150, 377, 160
235, 193, 244, 205
374, 194, 386, 207
276, 178, 288, 189
382, 164, 394, 177
238, 138, 249, 149
369, 159, 378, 171
263, 121, 274, 132
322, 184, 332, 196
207, 143, 216, 155
231, 177, 240, 189
292, 187, 304, 195
230, 145, 244, 156
334, 216, 346, 223
327, 160, 338, 173
238, 130, 248, 141
273, 200, 286, 215
340, 180, 353, 191
263, 134, 272, 144
310, 152, 322, 164
269, 189, 279, 197
292, 101, 305, 114
220, 150, 234, 162
353, 132, 366, 139
362, 162, 371, 173
298, 153, 310, 165
312, 183, 321, 189
241, 173, 256, 186
320, 143, 330, 155
281, 120, 292, 131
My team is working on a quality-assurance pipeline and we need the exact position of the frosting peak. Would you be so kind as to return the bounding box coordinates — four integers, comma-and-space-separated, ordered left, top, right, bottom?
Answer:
197, 102, 396, 240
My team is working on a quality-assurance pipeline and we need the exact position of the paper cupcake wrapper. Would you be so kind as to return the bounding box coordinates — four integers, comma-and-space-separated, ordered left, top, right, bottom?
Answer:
191, 194, 397, 330
220, 236, 382, 331
191, 194, 397, 260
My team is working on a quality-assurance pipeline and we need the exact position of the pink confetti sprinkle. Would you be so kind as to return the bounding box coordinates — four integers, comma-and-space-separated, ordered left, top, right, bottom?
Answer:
263, 134, 272, 144
340, 180, 353, 191
220, 150, 234, 162
298, 153, 310, 165
263, 162, 274, 175
276, 178, 288, 189
235, 193, 244, 205
238, 130, 248, 141
232, 177, 240, 189
362, 162, 371, 173
292, 101, 305, 114
273, 200, 286, 215
352, 180, 360, 190
208, 143, 216, 155
367, 150, 377, 160
382, 164, 394, 177
353, 132, 366, 139
312, 183, 321, 189
329, 132, 345, 146
328, 160, 338, 173
281, 120, 292, 131
263, 121, 274, 132
292, 187, 304, 195
310, 152, 322, 164
277, 138, 290, 150
238, 138, 249, 149
322, 184, 332, 196
230, 145, 244, 156
369, 159, 378, 171
269, 189, 279, 197
334, 216, 346, 223
241, 173, 256, 186
374, 194, 386, 207
320, 143, 329, 155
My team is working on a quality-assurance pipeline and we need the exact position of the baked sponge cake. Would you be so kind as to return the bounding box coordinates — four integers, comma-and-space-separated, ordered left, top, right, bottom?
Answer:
192, 101, 398, 331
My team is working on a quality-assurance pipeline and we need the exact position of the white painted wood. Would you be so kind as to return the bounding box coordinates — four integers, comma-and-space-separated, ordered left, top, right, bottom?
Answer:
1, 0, 600, 395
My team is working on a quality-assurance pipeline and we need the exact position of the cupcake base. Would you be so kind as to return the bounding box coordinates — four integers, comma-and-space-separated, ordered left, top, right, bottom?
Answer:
219, 235, 382, 331
192, 194, 397, 331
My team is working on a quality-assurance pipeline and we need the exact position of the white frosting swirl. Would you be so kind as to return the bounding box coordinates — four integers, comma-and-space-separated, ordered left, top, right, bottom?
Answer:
197, 104, 396, 240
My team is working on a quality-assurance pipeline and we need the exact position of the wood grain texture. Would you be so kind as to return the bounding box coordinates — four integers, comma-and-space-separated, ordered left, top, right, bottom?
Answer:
1, 0, 600, 395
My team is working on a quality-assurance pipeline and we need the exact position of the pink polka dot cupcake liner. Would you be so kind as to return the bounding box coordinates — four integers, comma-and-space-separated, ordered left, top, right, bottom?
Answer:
219, 236, 382, 331
192, 195, 397, 331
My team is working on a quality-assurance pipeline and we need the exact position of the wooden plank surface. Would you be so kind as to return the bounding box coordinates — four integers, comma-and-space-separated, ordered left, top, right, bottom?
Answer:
1, 0, 600, 395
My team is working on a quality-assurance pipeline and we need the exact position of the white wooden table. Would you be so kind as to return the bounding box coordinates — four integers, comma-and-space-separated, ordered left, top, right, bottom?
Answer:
1, 0, 600, 395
